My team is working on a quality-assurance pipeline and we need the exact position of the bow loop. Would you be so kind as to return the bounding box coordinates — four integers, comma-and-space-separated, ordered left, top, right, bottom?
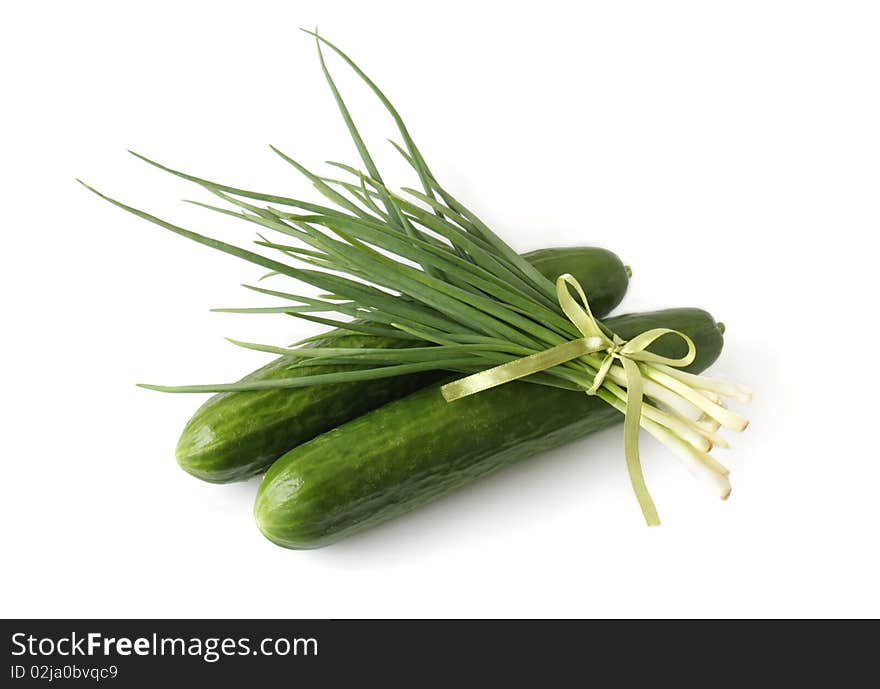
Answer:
556, 273, 612, 346
620, 328, 696, 367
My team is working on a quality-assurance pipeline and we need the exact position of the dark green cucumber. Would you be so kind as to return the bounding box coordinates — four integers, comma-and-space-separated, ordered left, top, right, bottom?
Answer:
174, 334, 435, 483
254, 308, 724, 549
521, 247, 629, 318
175, 246, 630, 483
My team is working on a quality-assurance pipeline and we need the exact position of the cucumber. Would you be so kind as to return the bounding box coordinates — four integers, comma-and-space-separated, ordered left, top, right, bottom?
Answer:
521, 247, 629, 318
175, 246, 630, 483
254, 307, 724, 549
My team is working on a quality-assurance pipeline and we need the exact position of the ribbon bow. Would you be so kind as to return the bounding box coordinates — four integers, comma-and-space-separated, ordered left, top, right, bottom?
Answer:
441, 273, 696, 525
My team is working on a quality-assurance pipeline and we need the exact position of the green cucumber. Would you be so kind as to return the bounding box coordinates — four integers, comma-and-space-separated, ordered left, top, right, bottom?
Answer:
521, 247, 630, 318
175, 246, 630, 483
254, 307, 725, 549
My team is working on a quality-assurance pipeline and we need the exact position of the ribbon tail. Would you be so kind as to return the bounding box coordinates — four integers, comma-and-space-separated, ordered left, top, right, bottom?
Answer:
620, 357, 660, 526
441, 338, 596, 402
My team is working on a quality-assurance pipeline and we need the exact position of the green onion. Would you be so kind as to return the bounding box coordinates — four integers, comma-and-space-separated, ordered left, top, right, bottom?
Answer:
79, 30, 750, 522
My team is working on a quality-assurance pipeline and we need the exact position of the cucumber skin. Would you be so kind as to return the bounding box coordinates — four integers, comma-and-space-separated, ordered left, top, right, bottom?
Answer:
254, 308, 724, 549
174, 335, 435, 483
175, 247, 630, 483
521, 247, 628, 318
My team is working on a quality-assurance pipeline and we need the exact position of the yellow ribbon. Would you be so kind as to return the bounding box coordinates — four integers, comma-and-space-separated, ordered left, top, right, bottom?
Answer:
441, 274, 697, 525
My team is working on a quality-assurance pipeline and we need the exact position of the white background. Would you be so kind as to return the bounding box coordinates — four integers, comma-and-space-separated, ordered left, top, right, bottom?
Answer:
2, 1, 878, 618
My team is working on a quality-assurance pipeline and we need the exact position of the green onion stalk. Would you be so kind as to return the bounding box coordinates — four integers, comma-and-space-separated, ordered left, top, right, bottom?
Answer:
79, 30, 751, 524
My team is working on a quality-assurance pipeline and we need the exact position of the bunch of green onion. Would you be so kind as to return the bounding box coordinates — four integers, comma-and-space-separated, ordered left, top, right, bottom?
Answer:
80, 31, 751, 524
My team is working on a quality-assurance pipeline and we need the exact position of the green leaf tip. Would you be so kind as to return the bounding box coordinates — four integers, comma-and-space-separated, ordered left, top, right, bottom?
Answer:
76, 178, 100, 195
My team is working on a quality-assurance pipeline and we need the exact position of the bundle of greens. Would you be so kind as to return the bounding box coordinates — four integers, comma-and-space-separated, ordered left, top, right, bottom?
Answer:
81, 31, 750, 532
